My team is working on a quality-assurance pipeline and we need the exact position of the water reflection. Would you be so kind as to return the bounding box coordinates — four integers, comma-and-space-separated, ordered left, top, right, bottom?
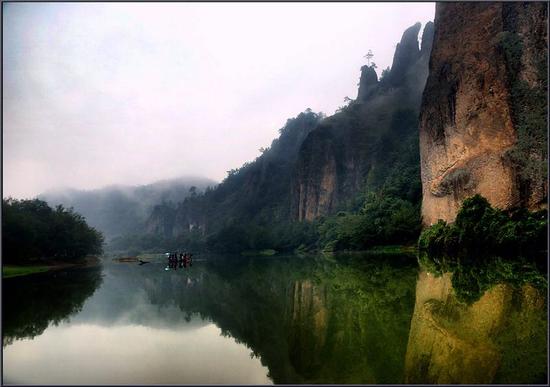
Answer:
4, 323, 271, 385
3, 266, 103, 347
3, 253, 546, 384
3, 253, 419, 384
405, 255, 547, 384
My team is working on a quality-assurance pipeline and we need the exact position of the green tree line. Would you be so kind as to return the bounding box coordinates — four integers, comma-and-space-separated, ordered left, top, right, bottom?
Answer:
3, 198, 104, 264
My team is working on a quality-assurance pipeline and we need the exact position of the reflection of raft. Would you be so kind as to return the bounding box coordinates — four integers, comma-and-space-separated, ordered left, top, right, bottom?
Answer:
113, 257, 138, 262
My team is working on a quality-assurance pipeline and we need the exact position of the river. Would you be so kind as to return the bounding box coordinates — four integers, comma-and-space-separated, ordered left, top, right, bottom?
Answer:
2, 253, 547, 384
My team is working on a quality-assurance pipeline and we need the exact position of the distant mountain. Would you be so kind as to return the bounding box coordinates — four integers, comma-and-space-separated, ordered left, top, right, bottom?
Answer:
39, 176, 216, 241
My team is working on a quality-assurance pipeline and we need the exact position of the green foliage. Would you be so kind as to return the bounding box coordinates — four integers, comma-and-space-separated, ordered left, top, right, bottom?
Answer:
3, 265, 50, 279
319, 193, 421, 251
316, 106, 423, 252
419, 194, 548, 257
2, 198, 104, 264
205, 220, 320, 254
499, 31, 548, 193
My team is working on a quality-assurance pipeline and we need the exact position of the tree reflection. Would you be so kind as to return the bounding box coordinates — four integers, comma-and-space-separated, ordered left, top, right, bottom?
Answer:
3, 267, 103, 346
137, 253, 418, 383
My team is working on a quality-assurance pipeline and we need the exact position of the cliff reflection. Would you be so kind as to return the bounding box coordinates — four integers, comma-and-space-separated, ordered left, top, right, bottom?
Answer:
3, 266, 103, 347
405, 255, 547, 384
133, 254, 418, 383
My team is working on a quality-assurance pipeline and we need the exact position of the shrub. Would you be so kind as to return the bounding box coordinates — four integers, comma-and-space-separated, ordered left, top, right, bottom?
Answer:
418, 194, 547, 257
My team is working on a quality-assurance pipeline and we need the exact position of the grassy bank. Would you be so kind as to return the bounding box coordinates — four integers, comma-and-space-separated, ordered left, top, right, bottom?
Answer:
3, 256, 101, 279
3, 265, 50, 279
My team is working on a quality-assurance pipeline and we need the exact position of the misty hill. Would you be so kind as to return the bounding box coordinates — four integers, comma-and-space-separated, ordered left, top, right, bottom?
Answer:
39, 176, 216, 242
135, 21, 434, 253
146, 112, 322, 238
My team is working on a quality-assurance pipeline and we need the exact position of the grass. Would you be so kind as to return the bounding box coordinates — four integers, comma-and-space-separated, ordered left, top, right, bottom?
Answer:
3, 265, 50, 279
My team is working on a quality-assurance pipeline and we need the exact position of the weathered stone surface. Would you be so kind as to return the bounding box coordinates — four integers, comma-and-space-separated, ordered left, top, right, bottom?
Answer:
419, 2, 548, 226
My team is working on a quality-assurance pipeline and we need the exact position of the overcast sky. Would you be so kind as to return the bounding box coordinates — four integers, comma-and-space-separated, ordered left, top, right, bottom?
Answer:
3, 2, 435, 199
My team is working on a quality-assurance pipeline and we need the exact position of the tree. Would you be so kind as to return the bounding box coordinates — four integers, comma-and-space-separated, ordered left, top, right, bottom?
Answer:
364, 49, 374, 66
2, 198, 104, 263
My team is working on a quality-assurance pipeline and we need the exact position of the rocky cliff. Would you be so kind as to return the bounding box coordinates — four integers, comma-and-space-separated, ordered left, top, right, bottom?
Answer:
419, 2, 548, 226
292, 22, 434, 221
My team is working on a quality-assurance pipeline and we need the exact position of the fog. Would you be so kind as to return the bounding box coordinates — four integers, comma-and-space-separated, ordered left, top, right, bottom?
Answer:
3, 3, 435, 199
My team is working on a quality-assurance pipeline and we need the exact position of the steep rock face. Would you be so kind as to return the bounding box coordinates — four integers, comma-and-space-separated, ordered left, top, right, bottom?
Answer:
292, 127, 340, 221
292, 22, 434, 221
419, 2, 548, 226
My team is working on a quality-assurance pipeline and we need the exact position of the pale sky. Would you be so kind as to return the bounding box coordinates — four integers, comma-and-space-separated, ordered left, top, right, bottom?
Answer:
3, 2, 435, 199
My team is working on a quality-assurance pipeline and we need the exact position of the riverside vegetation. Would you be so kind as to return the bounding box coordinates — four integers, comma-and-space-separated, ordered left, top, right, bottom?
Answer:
2, 198, 104, 277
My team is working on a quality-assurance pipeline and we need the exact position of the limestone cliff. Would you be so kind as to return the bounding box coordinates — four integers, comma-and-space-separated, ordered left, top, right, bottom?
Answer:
292, 22, 434, 221
419, 2, 548, 226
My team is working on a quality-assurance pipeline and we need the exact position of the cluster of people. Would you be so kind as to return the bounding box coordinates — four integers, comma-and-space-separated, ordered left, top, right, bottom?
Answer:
167, 252, 193, 269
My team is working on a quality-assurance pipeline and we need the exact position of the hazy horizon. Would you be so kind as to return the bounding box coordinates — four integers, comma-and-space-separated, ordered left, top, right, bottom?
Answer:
3, 2, 435, 199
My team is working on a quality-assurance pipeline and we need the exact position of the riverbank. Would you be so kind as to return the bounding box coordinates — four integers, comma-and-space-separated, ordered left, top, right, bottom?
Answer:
3, 256, 101, 279
317, 244, 418, 256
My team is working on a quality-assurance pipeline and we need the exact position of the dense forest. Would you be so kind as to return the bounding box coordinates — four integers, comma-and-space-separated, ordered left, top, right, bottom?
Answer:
2, 198, 103, 264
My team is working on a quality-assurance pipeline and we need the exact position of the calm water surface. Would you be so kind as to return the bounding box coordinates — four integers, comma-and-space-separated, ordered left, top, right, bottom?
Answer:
3, 253, 547, 384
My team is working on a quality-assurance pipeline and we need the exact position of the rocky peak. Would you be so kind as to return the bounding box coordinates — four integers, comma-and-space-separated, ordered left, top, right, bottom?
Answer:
387, 22, 422, 86
420, 21, 435, 58
357, 65, 378, 101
